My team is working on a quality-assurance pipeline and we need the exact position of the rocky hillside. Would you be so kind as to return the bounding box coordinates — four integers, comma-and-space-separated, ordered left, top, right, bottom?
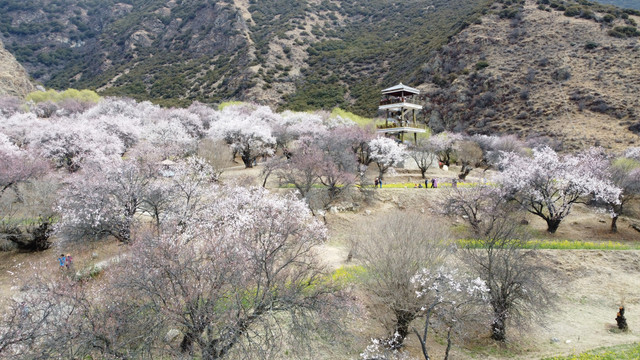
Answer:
1, 0, 639, 151
0, 38, 35, 97
419, 0, 640, 151
0, 0, 491, 110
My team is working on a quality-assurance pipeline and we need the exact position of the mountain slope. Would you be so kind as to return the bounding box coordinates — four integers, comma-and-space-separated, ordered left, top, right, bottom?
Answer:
0, 38, 35, 97
1, 0, 639, 152
0, 0, 492, 109
419, 0, 640, 151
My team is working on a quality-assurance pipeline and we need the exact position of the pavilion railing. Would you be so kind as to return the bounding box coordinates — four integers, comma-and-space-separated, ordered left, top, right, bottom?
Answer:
379, 97, 421, 106
376, 123, 426, 130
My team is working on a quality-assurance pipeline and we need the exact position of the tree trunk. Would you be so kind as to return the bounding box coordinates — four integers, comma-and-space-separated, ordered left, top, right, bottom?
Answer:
491, 311, 507, 342
117, 221, 132, 243
611, 215, 618, 233
444, 327, 453, 360
389, 310, 414, 349
458, 165, 472, 181
262, 170, 271, 188
242, 154, 253, 168
546, 218, 562, 233
180, 332, 195, 354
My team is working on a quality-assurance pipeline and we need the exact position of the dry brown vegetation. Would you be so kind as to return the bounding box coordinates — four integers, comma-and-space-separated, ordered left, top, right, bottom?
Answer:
421, 0, 640, 152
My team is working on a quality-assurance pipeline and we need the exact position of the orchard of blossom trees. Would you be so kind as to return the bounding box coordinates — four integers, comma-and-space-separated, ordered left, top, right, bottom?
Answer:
0, 93, 639, 359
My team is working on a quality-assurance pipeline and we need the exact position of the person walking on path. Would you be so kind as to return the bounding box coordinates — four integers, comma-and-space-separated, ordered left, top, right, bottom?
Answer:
58, 254, 66, 270
379, 178, 383, 188
425, 178, 429, 188
65, 254, 73, 270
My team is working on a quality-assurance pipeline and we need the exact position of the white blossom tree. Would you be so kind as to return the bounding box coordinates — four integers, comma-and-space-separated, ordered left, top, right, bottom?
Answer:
27, 120, 124, 171
410, 269, 488, 360
56, 161, 152, 243
470, 134, 524, 170
169, 156, 219, 224
426, 132, 464, 167
358, 211, 451, 349
369, 137, 406, 180
210, 106, 277, 168
624, 147, 640, 161
0, 133, 47, 194
408, 140, 435, 179
108, 186, 340, 359
2, 186, 347, 360
498, 146, 621, 233
604, 156, 640, 232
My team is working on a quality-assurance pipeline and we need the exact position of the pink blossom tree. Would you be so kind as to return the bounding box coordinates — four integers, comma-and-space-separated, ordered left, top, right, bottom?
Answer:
0, 134, 52, 251
497, 146, 621, 233
313, 129, 359, 203
0, 133, 47, 194
369, 137, 406, 180
275, 137, 323, 201
341, 125, 376, 166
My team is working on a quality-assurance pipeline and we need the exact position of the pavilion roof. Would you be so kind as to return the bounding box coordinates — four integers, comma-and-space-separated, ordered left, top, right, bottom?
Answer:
381, 83, 420, 96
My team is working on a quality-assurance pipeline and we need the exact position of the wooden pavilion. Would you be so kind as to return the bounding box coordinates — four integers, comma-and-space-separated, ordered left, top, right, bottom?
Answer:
377, 83, 425, 143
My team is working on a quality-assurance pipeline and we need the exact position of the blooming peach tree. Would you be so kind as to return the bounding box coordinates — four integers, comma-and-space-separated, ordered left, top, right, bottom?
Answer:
369, 137, 406, 180
56, 161, 152, 243
497, 146, 621, 233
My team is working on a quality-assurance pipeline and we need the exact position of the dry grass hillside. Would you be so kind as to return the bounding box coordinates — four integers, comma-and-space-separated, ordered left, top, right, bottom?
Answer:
421, 0, 640, 152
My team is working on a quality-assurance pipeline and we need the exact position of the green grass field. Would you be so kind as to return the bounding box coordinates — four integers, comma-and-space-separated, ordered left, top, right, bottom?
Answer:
458, 239, 638, 250
544, 343, 640, 359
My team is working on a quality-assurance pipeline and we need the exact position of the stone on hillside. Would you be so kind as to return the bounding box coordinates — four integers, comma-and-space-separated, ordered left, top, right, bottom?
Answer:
165, 328, 181, 343
0, 39, 35, 98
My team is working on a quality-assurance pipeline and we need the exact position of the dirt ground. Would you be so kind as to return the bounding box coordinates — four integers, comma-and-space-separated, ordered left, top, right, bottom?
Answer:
1, 163, 639, 359
314, 164, 640, 359
321, 200, 640, 360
